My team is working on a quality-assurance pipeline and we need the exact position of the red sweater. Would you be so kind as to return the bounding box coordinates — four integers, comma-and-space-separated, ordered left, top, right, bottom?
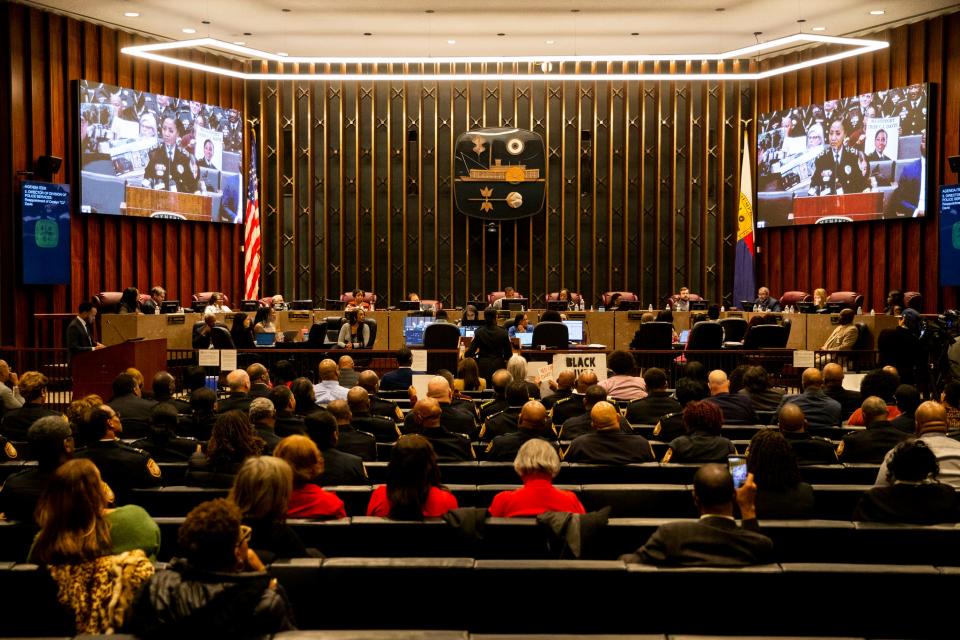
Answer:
366, 484, 458, 518
488, 474, 586, 517
287, 484, 346, 519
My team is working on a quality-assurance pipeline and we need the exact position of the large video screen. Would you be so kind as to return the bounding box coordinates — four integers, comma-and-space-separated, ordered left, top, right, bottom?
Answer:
756, 83, 929, 228
78, 80, 243, 224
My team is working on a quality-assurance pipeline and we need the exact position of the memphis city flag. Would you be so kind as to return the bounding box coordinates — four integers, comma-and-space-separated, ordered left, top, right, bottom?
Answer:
244, 126, 261, 301
733, 132, 756, 307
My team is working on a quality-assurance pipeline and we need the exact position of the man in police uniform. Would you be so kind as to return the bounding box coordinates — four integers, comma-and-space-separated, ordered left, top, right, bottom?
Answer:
76, 404, 162, 497
558, 385, 631, 440
898, 84, 927, 136
485, 400, 557, 462
413, 397, 474, 462
808, 119, 869, 196
542, 369, 576, 410
348, 386, 400, 443
425, 376, 478, 440
479, 369, 513, 422
550, 370, 599, 428
0, 415, 71, 521
480, 382, 530, 442
563, 401, 654, 465
326, 399, 376, 461
358, 370, 405, 423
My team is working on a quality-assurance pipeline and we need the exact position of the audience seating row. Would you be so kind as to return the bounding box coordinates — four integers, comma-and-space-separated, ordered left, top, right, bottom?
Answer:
1, 556, 955, 637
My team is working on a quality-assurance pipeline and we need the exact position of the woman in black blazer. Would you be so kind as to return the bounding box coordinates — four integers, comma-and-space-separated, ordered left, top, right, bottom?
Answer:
464, 307, 513, 385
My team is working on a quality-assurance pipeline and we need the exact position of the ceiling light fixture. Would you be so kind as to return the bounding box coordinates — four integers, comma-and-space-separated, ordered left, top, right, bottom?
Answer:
233, 41, 246, 45
124, 12, 139, 17
545, 40, 555, 44
811, 26, 826, 32
869, 10, 885, 15
277, 52, 289, 57
447, 40, 456, 44
181, 28, 196, 34
121, 33, 889, 82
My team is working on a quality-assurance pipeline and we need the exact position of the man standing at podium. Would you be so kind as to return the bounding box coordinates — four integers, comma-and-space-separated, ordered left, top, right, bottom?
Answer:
808, 119, 868, 196
66, 302, 103, 361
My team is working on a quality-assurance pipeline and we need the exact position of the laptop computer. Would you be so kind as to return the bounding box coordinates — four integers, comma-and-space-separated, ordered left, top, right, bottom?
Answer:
678, 329, 691, 345
517, 332, 534, 347
459, 326, 477, 339
255, 332, 276, 347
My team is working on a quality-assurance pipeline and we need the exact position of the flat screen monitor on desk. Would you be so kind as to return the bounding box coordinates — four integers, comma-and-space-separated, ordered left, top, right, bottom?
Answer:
467, 300, 488, 311
397, 300, 421, 311
255, 332, 276, 347
403, 316, 434, 346
796, 302, 816, 314
826, 302, 847, 314
547, 300, 573, 312
678, 329, 691, 345
517, 332, 534, 347
563, 320, 584, 344
502, 298, 529, 311
459, 326, 477, 339
689, 300, 709, 311
614, 300, 641, 311
160, 300, 180, 314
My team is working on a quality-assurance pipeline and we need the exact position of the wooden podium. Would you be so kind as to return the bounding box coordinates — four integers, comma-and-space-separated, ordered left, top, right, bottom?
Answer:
71, 338, 167, 401
793, 192, 885, 224
123, 185, 213, 221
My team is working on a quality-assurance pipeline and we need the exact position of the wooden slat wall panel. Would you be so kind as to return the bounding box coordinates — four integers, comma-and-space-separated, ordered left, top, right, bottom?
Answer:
0, 3, 245, 345
757, 13, 960, 313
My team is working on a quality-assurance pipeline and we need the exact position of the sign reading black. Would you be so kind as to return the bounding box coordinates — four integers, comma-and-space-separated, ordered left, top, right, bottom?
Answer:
454, 128, 545, 220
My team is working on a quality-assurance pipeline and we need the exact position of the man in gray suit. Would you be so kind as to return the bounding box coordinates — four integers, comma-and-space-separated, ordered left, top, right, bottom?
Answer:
620, 464, 773, 567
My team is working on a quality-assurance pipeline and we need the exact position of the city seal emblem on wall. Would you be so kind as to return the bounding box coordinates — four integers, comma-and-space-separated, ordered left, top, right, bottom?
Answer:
454, 128, 545, 221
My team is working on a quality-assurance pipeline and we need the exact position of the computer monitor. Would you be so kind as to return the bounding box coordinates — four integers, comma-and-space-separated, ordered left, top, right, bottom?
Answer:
467, 300, 488, 311
547, 300, 572, 312
689, 300, 708, 311
240, 300, 260, 312
562, 320, 584, 343
290, 299, 313, 311
403, 316, 434, 346
255, 332, 276, 347
678, 329, 691, 345
192, 301, 207, 314
159, 300, 180, 314
517, 332, 534, 347
397, 300, 421, 311
459, 326, 477, 339
614, 300, 641, 311
826, 302, 846, 313
796, 302, 816, 314
739, 300, 753, 311
502, 298, 529, 311
460, 319, 483, 328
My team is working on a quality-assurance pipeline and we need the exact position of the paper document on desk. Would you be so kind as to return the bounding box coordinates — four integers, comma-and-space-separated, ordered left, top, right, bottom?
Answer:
198, 350, 220, 368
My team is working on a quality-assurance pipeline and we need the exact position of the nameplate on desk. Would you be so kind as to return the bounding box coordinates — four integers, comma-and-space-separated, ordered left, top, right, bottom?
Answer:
565, 312, 587, 319
726, 311, 744, 318
288, 312, 311, 321
166, 315, 185, 325
626, 312, 646, 320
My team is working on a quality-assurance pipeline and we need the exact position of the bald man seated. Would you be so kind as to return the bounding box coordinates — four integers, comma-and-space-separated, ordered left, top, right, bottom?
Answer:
557, 384, 632, 440
876, 401, 960, 490
348, 386, 400, 443
774, 367, 842, 431
542, 369, 576, 410
550, 370, 600, 427
563, 401, 655, 464
314, 359, 349, 405
821, 362, 862, 419
418, 376, 478, 440
338, 355, 360, 389
410, 397, 474, 462
620, 464, 773, 567
326, 399, 376, 461
778, 402, 839, 465
485, 400, 558, 462
838, 395, 910, 463
215, 369, 252, 414
246, 363, 272, 399
357, 370, 405, 422
479, 369, 514, 421
705, 370, 757, 425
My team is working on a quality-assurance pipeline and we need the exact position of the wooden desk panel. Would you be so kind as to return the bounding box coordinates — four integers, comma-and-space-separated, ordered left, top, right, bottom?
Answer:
124, 185, 213, 221
805, 314, 897, 350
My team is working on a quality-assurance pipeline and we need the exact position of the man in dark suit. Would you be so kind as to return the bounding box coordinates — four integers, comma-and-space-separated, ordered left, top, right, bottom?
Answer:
890, 384, 920, 434
564, 401, 654, 465
559, 385, 631, 440
192, 313, 233, 349
358, 370, 405, 423
303, 410, 368, 486
216, 369, 252, 414
414, 398, 474, 462
775, 368, 843, 431
485, 400, 556, 462
778, 403, 839, 465
550, 370, 599, 428
246, 363, 272, 399
807, 119, 868, 196
751, 287, 781, 312
625, 367, 682, 425
76, 404, 162, 498
838, 396, 910, 463
480, 381, 529, 442
620, 463, 774, 566
348, 386, 400, 443
66, 302, 103, 361
0, 415, 73, 522
142, 116, 192, 191
150, 371, 191, 414
542, 369, 575, 410
107, 372, 157, 439
479, 369, 513, 422
897, 84, 927, 136
425, 376, 478, 440
248, 397, 281, 455
380, 347, 415, 391
705, 370, 757, 425
139, 286, 166, 315
822, 363, 861, 421
268, 385, 305, 437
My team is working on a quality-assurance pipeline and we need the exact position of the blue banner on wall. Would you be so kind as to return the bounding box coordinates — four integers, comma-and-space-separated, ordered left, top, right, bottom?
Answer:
22, 181, 71, 285
940, 185, 960, 286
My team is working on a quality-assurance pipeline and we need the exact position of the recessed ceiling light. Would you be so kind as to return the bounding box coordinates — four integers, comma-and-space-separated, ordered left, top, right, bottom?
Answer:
497, 33, 506, 37
281, 8, 291, 12
233, 41, 246, 45
182, 28, 196, 34
201, 20, 210, 25
277, 52, 289, 56
447, 39, 456, 44
124, 12, 139, 17
811, 26, 826, 31
715, 7, 725, 11
869, 10, 885, 15
545, 40, 555, 44
631, 32, 639, 36
363, 32, 372, 36
796, 19, 806, 23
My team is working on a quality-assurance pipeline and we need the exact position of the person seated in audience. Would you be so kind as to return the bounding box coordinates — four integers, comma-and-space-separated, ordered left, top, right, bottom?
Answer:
380, 347, 417, 391
407, 397, 474, 462
507, 312, 534, 339
130, 403, 201, 462
217, 369, 253, 415
357, 370, 405, 422
139, 285, 166, 315
420, 375, 478, 439
846, 368, 901, 426
268, 385, 305, 437
345, 288, 372, 311
486, 400, 556, 462
123, 499, 295, 637
1, 371, 59, 441
366, 434, 458, 519
203, 291, 231, 314
151, 371, 191, 413
0, 415, 73, 522
29, 459, 157, 634
291, 377, 321, 417
187, 387, 218, 440
654, 309, 681, 343
564, 401, 654, 465
942, 381, 960, 431
185, 411, 264, 488
652, 377, 709, 442
838, 396, 911, 463
435, 368, 480, 419
253, 306, 278, 336
303, 411, 368, 485
182, 365, 208, 395
313, 359, 349, 405
76, 404, 163, 494
455, 357, 487, 392
599, 350, 647, 401
705, 369, 757, 425
542, 368, 575, 410
247, 363, 272, 399
348, 386, 400, 443
337, 355, 359, 388
878, 401, 960, 489
326, 399, 376, 461
274, 435, 346, 519
118, 287, 142, 314
271, 359, 297, 389
619, 463, 773, 567
752, 286, 781, 312
230, 312, 256, 348
192, 313, 233, 349
249, 397, 281, 454
488, 438, 585, 517
775, 368, 842, 431
662, 400, 736, 463
229, 456, 314, 561
821, 308, 859, 351
107, 372, 157, 439
812, 287, 828, 312
480, 381, 530, 442
746, 429, 815, 519
481, 369, 515, 421
337, 308, 371, 349
507, 353, 541, 400
65, 393, 103, 436
0, 359, 23, 416
559, 384, 630, 440
625, 367, 682, 425
738, 366, 784, 413
777, 403, 839, 465
855, 439, 959, 524
821, 362, 862, 419
890, 384, 921, 434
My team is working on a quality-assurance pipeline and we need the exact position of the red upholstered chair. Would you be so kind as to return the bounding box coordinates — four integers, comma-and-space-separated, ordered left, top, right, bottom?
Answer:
547, 291, 583, 304
779, 291, 811, 307
340, 291, 378, 306
827, 291, 864, 311
259, 297, 275, 307
667, 293, 703, 307
602, 291, 638, 306
138, 293, 152, 305
92, 292, 123, 314
903, 291, 922, 311
487, 291, 524, 305
192, 292, 231, 305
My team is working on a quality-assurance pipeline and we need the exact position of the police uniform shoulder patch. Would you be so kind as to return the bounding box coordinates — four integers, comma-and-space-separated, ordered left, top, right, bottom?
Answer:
652, 421, 662, 436
481, 399, 496, 407
147, 458, 162, 478
836, 440, 845, 457
4, 441, 17, 459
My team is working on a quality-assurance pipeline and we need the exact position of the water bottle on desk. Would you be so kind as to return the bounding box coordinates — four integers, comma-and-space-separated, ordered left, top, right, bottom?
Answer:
648, 304, 653, 312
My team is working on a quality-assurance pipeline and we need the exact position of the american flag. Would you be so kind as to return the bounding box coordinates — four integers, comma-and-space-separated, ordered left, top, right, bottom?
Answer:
244, 127, 261, 301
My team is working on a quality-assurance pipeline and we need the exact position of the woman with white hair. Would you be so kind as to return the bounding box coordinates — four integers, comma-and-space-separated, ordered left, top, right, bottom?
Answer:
507, 353, 540, 399
488, 439, 584, 517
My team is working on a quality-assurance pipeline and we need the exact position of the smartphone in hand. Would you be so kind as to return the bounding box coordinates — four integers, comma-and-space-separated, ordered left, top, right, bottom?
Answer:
728, 455, 748, 489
